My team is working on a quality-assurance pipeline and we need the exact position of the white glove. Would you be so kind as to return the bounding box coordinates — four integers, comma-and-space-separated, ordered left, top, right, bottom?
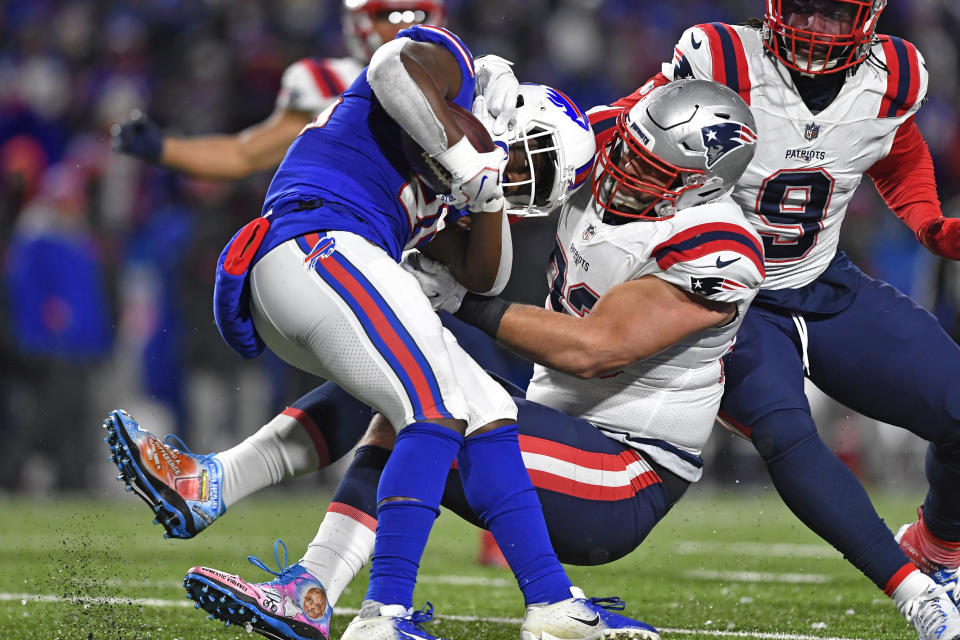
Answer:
401, 251, 467, 313
433, 137, 506, 213
474, 55, 519, 136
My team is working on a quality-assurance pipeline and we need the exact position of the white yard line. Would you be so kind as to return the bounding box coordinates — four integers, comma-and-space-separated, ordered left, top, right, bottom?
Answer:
684, 569, 831, 584
675, 541, 839, 559
0, 591, 872, 640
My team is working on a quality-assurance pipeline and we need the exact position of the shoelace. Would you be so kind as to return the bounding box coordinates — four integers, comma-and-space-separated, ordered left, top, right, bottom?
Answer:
406, 602, 435, 629
904, 583, 958, 627
586, 596, 626, 611
247, 539, 312, 587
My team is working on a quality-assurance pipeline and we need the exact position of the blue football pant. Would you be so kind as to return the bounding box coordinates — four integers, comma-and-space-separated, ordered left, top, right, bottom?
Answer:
720, 271, 960, 590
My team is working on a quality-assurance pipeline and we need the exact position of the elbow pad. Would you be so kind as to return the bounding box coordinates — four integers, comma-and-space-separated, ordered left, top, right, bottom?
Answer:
367, 38, 449, 156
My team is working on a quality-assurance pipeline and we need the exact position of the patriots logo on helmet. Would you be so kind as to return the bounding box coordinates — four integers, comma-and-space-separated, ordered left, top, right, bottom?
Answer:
701, 122, 757, 168
544, 87, 590, 131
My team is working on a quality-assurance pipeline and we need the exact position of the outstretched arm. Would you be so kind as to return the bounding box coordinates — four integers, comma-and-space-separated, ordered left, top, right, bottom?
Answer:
111, 107, 314, 180
159, 109, 312, 179
458, 275, 735, 379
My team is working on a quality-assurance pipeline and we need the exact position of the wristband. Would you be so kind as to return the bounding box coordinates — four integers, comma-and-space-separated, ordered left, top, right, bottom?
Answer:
432, 135, 476, 174
454, 292, 512, 338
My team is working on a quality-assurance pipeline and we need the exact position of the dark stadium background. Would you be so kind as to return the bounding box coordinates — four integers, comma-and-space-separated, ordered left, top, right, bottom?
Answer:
0, 0, 957, 495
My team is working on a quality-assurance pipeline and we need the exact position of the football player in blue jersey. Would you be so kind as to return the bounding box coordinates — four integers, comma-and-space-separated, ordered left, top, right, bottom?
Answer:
596, 1, 960, 638
110, 25, 659, 640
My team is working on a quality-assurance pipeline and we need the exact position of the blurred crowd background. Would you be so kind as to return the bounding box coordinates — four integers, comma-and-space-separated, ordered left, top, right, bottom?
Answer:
1, 0, 959, 495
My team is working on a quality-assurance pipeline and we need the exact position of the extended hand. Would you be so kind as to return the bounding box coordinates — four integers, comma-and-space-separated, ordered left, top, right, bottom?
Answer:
110, 110, 164, 162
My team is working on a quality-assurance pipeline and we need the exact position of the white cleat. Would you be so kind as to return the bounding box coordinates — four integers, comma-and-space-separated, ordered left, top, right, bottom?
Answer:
521, 587, 659, 640
903, 583, 960, 640
341, 601, 444, 640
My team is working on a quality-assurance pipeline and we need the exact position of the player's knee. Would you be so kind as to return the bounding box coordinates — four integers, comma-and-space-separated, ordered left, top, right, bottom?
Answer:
358, 414, 398, 449
749, 409, 818, 461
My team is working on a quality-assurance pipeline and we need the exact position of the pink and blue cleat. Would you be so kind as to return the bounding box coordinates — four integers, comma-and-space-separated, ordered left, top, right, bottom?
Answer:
184, 539, 331, 640
103, 409, 225, 539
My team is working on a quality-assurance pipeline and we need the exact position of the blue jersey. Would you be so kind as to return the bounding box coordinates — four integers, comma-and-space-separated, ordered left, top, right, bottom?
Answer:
258, 25, 476, 262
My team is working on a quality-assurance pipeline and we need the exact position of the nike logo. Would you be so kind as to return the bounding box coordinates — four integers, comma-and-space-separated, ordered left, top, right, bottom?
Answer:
397, 630, 425, 640
474, 175, 489, 201
691, 34, 702, 49
716, 256, 741, 268
568, 614, 601, 626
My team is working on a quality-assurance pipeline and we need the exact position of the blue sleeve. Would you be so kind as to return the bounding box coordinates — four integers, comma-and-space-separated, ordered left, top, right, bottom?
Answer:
395, 25, 475, 110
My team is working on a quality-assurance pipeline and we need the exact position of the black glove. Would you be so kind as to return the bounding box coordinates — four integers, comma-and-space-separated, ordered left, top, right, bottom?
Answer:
110, 109, 164, 162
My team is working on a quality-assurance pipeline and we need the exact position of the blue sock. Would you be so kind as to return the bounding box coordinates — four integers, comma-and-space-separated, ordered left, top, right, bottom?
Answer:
753, 409, 911, 591
365, 422, 463, 608
458, 423, 572, 605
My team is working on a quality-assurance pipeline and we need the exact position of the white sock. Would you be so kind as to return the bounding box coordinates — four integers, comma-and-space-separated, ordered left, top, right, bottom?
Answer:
299, 505, 377, 606
891, 569, 936, 617
216, 411, 321, 508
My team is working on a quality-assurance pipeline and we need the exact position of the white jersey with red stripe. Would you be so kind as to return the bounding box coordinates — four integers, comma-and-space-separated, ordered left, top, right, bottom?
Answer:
525, 187, 764, 481
275, 57, 363, 116
659, 23, 928, 290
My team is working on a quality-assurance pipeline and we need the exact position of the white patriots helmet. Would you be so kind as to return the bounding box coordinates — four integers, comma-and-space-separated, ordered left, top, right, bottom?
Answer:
498, 84, 597, 218
342, 0, 445, 64
592, 78, 757, 220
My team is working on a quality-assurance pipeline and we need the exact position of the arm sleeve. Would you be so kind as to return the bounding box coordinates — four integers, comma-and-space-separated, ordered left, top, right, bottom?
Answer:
866, 116, 942, 236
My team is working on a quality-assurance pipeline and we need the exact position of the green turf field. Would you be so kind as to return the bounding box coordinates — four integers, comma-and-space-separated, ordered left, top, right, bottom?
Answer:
0, 488, 925, 639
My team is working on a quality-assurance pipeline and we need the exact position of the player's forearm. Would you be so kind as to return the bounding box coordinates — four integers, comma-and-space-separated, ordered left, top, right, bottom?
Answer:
427, 212, 506, 293
495, 305, 627, 378
867, 117, 941, 232
161, 135, 268, 180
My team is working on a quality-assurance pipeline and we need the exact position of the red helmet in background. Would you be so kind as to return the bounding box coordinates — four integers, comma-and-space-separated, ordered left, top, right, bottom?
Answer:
342, 0, 445, 64
763, 0, 886, 74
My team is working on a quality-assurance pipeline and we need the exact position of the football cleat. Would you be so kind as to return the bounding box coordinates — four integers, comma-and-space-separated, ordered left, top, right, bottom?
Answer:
184, 539, 331, 640
103, 409, 224, 539
896, 509, 960, 604
902, 583, 960, 640
341, 601, 441, 640
521, 587, 659, 640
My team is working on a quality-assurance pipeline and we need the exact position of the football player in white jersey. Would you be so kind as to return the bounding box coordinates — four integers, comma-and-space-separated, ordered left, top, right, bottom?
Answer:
110, 0, 447, 178
600, 1, 960, 638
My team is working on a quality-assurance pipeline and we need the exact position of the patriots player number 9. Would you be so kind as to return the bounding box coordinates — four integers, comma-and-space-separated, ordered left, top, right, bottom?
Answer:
755, 168, 835, 262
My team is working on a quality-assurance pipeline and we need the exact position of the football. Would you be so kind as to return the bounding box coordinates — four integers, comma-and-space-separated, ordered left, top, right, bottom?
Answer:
401, 100, 496, 194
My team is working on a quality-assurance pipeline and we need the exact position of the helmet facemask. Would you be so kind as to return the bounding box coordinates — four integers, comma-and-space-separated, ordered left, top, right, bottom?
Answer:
592, 113, 707, 220
502, 127, 563, 217
496, 85, 596, 218
763, 0, 886, 74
